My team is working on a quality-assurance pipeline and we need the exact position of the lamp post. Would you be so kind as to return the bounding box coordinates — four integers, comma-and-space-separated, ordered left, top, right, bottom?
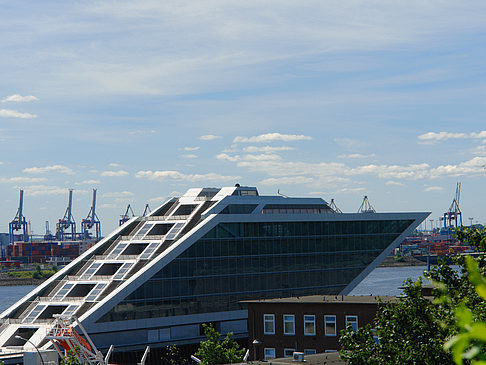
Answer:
14, 335, 46, 365
252, 339, 261, 362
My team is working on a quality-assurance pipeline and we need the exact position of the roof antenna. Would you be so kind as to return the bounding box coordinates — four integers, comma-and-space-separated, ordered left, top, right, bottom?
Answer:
277, 189, 288, 198
358, 196, 376, 213
329, 199, 342, 213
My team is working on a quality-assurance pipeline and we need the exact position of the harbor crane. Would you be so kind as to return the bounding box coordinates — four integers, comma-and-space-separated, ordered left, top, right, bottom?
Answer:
143, 204, 151, 216
81, 189, 101, 240
443, 182, 462, 229
56, 189, 77, 240
119, 204, 135, 226
9, 189, 29, 244
358, 196, 376, 213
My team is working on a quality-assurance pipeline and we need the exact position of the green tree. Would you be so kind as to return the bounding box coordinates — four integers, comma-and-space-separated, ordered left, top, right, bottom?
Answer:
340, 226, 486, 364
195, 324, 246, 365
340, 279, 453, 364
60, 347, 82, 365
160, 345, 191, 365
33, 265, 43, 279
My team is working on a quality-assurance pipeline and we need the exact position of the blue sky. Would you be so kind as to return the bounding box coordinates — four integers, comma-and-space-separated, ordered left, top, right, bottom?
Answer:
1, 0, 485, 235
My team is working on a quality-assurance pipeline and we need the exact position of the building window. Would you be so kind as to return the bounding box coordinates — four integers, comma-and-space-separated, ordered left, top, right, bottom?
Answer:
284, 349, 295, 358
325, 315, 336, 336
263, 314, 275, 335
304, 349, 317, 355
264, 348, 276, 360
346, 315, 358, 332
304, 315, 316, 335
283, 314, 295, 335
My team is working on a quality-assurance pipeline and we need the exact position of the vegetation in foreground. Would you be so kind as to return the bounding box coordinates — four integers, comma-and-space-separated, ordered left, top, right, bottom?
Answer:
340, 226, 486, 364
7, 265, 58, 279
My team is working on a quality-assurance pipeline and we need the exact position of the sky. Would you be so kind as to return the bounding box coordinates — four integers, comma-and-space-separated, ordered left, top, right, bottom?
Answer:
0, 0, 485, 236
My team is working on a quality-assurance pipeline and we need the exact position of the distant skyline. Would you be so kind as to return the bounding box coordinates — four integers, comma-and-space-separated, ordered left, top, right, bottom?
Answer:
1, 1, 485, 235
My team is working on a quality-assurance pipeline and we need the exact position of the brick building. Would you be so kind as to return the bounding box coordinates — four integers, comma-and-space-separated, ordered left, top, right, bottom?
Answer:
246, 295, 396, 361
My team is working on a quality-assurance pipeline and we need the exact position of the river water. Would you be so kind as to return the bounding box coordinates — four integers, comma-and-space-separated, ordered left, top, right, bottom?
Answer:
0, 266, 431, 313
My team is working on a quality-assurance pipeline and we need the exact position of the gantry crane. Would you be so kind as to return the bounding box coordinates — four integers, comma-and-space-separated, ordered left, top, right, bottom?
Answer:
9, 189, 29, 244
56, 189, 77, 240
143, 204, 151, 216
443, 182, 462, 229
81, 189, 101, 240
119, 204, 135, 226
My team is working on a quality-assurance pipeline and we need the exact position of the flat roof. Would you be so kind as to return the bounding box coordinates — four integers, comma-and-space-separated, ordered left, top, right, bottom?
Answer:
243, 294, 397, 304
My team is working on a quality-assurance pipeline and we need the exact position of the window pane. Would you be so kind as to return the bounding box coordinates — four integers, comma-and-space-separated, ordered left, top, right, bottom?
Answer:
283, 314, 295, 335
325, 315, 336, 336
304, 315, 315, 335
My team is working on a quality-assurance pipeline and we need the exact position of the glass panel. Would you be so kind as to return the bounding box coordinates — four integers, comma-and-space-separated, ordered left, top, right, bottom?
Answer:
283, 315, 295, 335
325, 315, 336, 336
23, 304, 46, 323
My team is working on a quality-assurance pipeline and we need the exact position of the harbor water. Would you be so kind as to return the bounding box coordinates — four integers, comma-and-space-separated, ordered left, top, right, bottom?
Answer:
0, 266, 431, 313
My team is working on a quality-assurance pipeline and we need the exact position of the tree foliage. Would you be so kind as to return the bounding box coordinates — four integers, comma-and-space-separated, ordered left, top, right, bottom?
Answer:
60, 347, 82, 365
194, 324, 246, 365
340, 226, 486, 364
160, 345, 191, 365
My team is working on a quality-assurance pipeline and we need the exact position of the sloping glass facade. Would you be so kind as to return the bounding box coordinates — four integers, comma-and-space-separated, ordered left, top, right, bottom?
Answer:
99, 219, 413, 322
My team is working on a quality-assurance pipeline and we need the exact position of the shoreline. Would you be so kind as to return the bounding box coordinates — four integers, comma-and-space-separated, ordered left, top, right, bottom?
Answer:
378, 255, 426, 267
0, 273, 46, 286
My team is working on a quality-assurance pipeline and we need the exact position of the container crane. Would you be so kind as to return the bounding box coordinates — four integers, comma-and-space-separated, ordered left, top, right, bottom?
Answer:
9, 189, 29, 244
443, 182, 462, 229
81, 189, 101, 240
56, 189, 77, 240
119, 204, 135, 226
143, 204, 151, 216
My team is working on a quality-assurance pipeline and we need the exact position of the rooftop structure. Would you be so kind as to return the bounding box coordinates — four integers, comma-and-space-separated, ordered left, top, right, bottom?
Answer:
0, 185, 428, 357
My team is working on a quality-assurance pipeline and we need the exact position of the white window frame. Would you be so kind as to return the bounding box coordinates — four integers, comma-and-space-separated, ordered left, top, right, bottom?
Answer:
264, 348, 276, 360
325, 315, 337, 336
283, 314, 295, 335
304, 349, 317, 355
283, 349, 295, 358
263, 314, 275, 335
303, 314, 316, 336
345, 315, 359, 332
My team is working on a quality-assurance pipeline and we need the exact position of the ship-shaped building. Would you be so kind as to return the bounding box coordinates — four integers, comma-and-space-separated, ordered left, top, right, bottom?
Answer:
0, 185, 427, 356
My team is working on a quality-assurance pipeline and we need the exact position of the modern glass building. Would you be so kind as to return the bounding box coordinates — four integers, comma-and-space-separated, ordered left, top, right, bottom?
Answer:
0, 185, 427, 354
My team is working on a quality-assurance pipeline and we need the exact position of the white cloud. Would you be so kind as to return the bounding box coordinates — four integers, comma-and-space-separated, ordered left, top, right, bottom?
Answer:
135, 170, 240, 182
424, 186, 444, 192
22, 185, 72, 196
260, 176, 315, 186
0, 109, 37, 118
243, 145, 295, 153
128, 129, 156, 135
75, 179, 101, 185
23, 165, 73, 174
103, 191, 134, 198
184, 146, 200, 151
2, 94, 39, 103
337, 187, 367, 194
180, 154, 197, 159
233, 133, 312, 143
217, 153, 281, 162
200, 134, 222, 141
0, 176, 48, 183
339, 153, 376, 159
385, 181, 405, 186
148, 196, 169, 204
101, 170, 129, 177
418, 131, 486, 144
108, 163, 120, 167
